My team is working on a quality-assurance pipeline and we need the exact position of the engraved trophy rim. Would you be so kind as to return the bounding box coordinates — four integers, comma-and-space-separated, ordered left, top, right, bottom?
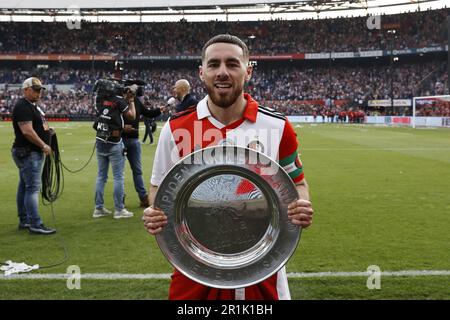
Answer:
154, 145, 301, 289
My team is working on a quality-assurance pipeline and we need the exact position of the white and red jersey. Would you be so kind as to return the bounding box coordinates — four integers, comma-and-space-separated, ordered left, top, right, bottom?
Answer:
151, 93, 304, 300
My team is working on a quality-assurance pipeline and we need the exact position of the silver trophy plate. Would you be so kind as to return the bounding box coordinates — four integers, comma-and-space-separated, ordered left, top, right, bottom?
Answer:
154, 146, 300, 289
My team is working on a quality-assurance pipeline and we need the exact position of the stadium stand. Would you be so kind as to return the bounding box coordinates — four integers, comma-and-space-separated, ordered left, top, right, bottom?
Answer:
0, 9, 448, 55
0, 8, 449, 119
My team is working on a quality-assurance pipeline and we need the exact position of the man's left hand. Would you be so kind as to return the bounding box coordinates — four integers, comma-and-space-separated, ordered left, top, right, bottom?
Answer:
287, 199, 314, 228
124, 87, 137, 102
123, 124, 136, 133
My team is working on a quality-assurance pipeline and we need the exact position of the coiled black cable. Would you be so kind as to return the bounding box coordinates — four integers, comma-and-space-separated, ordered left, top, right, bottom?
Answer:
38, 130, 96, 269
41, 130, 96, 204
41, 130, 64, 204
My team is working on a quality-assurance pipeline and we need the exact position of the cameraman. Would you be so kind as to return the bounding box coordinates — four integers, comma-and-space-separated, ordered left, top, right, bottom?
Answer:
122, 91, 165, 208
92, 80, 136, 219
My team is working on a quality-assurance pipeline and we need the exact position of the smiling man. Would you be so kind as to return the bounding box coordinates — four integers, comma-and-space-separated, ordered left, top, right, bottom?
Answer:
143, 34, 314, 300
11, 77, 55, 235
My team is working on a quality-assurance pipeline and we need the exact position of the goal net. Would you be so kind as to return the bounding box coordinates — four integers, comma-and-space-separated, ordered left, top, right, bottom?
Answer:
412, 95, 450, 128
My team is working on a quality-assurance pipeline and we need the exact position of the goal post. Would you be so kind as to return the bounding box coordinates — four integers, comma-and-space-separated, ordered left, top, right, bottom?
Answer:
412, 95, 450, 128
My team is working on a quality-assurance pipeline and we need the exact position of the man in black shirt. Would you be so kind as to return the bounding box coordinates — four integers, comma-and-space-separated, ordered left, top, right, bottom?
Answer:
172, 79, 198, 113
142, 116, 155, 144
122, 95, 165, 207
11, 77, 55, 234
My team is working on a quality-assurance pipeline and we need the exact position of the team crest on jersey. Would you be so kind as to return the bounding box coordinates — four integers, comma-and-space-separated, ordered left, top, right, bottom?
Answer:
103, 109, 109, 115
247, 138, 264, 153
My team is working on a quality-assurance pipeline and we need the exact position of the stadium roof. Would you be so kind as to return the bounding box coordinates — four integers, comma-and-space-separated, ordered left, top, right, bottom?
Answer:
5, 0, 300, 10
0, 0, 445, 10
0, 0, 447, 22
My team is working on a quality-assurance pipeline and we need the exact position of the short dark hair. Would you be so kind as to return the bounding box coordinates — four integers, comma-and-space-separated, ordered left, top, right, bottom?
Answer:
201, 34, 249, 62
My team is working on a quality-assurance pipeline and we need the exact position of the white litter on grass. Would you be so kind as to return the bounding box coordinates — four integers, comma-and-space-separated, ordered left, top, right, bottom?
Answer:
1, 261, 39, 277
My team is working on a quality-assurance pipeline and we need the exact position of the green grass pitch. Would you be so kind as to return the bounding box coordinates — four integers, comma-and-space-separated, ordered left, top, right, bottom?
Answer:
0, 121, 449, 299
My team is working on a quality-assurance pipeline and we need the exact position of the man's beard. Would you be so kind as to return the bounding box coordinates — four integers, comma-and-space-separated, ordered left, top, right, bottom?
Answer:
205, 82, 243, 109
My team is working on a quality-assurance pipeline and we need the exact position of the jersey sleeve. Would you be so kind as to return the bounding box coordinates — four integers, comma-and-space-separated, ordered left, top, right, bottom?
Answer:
278, 119, 304, 184
150, 120, 181, 186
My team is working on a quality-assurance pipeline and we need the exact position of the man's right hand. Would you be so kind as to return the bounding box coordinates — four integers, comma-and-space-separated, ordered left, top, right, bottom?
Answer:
143, 206, 168, 235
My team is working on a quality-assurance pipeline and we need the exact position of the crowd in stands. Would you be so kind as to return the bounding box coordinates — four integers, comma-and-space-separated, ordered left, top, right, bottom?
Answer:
0, 88, 92, 115
250, 61, 448, 101
416, 99, 450, 116
0, 8, 448, 56
0, 59, 448, 117
0, 7, 449, 118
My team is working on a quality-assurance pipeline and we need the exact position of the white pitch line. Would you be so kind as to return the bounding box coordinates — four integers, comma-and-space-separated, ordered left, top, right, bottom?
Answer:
1, 270, 450, 280
302, 148, 450, 151
0, 273, 172, 280
287, 270, 450, 278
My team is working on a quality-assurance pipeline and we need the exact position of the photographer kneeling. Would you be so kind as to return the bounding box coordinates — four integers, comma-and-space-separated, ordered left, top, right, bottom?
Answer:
92, 80, 136, 219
